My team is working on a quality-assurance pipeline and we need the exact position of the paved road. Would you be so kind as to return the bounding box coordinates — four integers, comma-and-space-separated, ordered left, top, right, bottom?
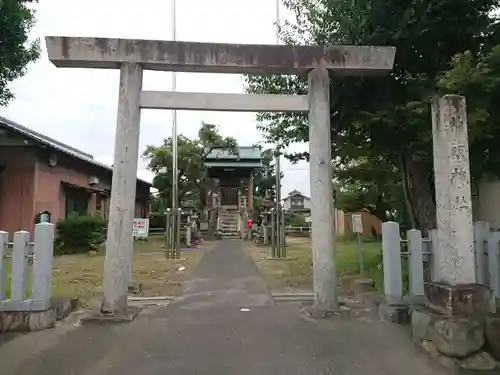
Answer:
0, 240, 448, 375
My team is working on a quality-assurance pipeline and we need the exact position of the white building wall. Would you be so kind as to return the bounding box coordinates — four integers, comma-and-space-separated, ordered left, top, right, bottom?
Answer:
476, 180, 500, 230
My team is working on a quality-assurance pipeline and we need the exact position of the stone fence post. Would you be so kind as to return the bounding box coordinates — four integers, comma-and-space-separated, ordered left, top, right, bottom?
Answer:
382, 221, 403, 305
0, 223, 55, 312
473, 221, 490, 285
407, 229, 425, 304
487, 231, 500, 299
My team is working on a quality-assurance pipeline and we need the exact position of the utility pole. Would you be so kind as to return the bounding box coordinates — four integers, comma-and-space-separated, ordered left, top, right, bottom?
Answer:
275, 150, 282, 257
169, 0, 180, 259
274, 0, 284, 258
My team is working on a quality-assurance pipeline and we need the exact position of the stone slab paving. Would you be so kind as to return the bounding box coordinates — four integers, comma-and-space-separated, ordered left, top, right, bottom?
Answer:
0, 240, 451, 375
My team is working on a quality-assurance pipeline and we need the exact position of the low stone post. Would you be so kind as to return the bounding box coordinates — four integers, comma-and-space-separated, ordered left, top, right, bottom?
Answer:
488, 231, 500, 300
11, 231, 30, 302
429, 229, 440, 282
0, 231, 7, 300
407, 229, 425, 304
32, 223, 55, 308
381, 222, 403, 305
473, 221, 490, 285
186, 217, 192, 247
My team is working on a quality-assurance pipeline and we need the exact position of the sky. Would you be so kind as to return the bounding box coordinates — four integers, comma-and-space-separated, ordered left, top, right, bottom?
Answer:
0, 0, 311, 197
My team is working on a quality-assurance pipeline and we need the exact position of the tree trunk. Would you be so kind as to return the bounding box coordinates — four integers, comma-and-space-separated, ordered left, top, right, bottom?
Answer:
373, 193, 389, 223
399, 158, 418, 229
402, 155, 436, 234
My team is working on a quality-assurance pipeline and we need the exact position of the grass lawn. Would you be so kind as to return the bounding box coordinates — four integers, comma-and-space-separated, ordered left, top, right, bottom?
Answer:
246, 236, 383, 294
3, 237, 208, 307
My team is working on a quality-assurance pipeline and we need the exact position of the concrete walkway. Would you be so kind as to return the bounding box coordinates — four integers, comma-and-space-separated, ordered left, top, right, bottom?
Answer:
0, 240, 449, 375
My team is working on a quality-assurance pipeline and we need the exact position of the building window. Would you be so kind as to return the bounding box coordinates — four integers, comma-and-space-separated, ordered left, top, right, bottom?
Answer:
96, 194, 103, 213
64, 186, 89, 217
291, 197, 304, 208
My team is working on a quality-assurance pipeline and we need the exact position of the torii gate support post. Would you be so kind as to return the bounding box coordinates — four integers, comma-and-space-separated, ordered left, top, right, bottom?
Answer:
102, 63, 143, 316
308, 66, 337, 311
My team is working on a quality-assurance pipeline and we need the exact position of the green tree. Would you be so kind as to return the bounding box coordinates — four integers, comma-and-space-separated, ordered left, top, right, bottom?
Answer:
334, 156, 408, 225
142, 122, 237, 211
438, 47, 500, 179
245, 0, 499, 231
252, 147, 278, 200
0, 0, 40, 106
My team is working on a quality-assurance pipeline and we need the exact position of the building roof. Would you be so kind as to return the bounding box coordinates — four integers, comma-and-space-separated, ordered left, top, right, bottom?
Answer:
0, 116, 151, 185
286, 190, 310, 200
205, 146, 262, 160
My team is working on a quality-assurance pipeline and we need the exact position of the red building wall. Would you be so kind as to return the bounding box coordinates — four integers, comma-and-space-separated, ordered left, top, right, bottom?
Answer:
0, 146, 150, 236
0, 147, 37, 235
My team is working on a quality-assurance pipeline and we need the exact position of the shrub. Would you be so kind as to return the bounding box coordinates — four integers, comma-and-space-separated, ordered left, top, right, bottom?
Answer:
286, 213, 308, 227
55, 214, 108, 254
149, 212, 166, 230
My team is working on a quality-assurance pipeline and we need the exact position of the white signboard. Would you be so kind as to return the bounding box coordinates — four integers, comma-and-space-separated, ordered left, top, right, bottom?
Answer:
352, 214, 363, 234
133, 218, 150, 239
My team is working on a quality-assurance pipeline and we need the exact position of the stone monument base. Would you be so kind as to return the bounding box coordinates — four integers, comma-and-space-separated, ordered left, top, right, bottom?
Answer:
410, 282, 499, 371
424, 282, 494, 316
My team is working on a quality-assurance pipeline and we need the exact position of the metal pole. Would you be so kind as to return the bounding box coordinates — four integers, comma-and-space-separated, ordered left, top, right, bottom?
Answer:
275, 151, 282, 258
357, 232, 364, 276
271, 208, 276, 258
281, 207, 286, 258
176, 208, 181, 257
171, 0, 179, 257
165, 208, 172, 257
274, 1, 283, 259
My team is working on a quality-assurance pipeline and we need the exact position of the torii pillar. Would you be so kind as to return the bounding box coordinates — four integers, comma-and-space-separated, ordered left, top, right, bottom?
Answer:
45, 36, 395, 317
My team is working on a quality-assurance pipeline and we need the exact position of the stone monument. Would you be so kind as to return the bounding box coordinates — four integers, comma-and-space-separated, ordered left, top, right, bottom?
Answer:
411, 95, 499, 371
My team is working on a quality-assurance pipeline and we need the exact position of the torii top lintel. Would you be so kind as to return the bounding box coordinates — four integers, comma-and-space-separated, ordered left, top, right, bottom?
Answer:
45, 37, 396, 75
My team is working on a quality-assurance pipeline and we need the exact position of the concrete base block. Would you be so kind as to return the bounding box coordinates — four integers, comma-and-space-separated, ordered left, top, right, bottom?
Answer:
378, 303, 409, 324
411, 307, 484, 358
485, 315, 500, 360
80, 306, 141, 325
425, 282, 493, 316
0, 297, 79, 333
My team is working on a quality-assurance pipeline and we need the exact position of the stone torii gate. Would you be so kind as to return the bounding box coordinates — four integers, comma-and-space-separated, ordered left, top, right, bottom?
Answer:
45, 37, 395, 317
